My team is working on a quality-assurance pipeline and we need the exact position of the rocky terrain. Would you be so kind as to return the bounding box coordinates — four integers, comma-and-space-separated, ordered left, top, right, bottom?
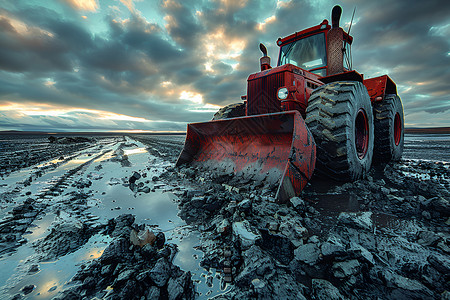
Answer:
0, 133, 449, 299
162, 158, 449, 299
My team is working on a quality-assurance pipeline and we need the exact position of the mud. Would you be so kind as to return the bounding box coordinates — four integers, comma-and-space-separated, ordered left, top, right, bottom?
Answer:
0, 133, 449, 299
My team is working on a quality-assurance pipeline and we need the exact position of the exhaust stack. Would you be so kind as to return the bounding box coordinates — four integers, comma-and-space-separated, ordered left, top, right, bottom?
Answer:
332, 5, 342, 28
259, 43, 271, 71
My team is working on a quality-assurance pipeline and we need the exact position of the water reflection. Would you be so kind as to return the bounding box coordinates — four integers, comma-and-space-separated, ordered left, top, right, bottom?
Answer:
123, 147, 148, 156
23, 214, 55, 243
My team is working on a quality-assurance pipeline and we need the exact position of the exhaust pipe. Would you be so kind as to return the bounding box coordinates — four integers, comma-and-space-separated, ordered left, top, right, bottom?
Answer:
259, 43, 271, 71
332, 5, 342, 28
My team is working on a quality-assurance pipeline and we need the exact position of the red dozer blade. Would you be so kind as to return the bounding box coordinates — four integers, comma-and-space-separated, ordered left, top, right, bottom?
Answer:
176, 111, 316, 203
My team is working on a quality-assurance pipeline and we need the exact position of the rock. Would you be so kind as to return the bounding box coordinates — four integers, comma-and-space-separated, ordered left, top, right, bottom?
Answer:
276, 207, 290, 216
417, 230, 441, 247
309, 235, 320, 244
290, 197, 305, 212
100, 238, 131, 264
217, 219, 230, 234
278, 217, 308, 247
150, 258, 170, 287
167, 271, 193, 300
21, 285, 35, 295
349, 243, 375, 266
258, 229, 295, 264
206, 275, 213, 287
110, 214, 135, 237
129, 172, 141, 184
428, 254, 450, 274
250, 278, 270, 298
430, 197, 450, 216
421, 210, 431, 219
232, 220, 261, 250
28, 264, 39, 273
321, 241, 346, 258
235, 246, 275, 287
205, 201, 221, 212
48, 286, 57, 292
312, 279, 346, 300
82, 276, 96, 289
155, 232, 165, 249
294, 243, 320, 265
332, 259, 361, 278
118, 280, 138, 299
268, 221, 279, 231
108, 178, 121, 185
381, 187, 390, 195
190, 196, 205, 209
87, 172, 103, 180
251, 278, 265, 289
338, 211, 373, 231
384, 271, 432, 295
139, 186, 151, 193
417, 195, 430, 207
237, 199, 252, 212
101, 264, 114, 276
141, 243, 157, 259
116, 269, 135, 283
146, 286, 160, 299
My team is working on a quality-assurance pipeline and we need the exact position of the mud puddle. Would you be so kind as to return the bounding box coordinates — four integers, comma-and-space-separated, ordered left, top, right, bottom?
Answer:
0, 137, 227, 299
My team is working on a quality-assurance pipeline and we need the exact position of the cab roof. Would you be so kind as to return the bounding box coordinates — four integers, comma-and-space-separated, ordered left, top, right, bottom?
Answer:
276, 19, 353, 47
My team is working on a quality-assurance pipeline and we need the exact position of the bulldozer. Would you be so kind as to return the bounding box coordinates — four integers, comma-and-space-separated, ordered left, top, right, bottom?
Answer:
176, 5, 404, 203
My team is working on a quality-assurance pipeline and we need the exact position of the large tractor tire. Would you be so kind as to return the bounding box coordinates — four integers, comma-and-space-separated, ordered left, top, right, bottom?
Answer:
305, 81, 374, 181
212, 103, 246, 120
373, 94, 404, 163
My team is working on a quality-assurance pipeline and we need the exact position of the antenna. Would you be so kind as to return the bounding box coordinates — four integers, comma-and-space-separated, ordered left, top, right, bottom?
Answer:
348, 7, 356, 37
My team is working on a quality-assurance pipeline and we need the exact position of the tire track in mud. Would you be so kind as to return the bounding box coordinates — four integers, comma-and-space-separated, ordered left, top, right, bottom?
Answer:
1, 138, 199, 300
0, 145, 115, 258
130, 135, 184, 163
0, 141, 123, 298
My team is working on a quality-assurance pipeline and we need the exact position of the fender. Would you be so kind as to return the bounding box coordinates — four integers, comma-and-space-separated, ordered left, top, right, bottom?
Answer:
363, 75, 397, 102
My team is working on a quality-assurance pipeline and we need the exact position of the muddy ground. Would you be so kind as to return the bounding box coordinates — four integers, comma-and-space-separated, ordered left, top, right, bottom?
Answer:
0, 133, 449, 299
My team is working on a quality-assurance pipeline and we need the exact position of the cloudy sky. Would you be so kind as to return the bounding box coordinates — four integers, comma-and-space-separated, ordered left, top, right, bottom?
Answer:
0, 0, 449, 132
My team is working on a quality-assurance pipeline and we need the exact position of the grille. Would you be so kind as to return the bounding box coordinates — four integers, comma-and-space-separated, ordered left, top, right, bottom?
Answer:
247, 71, 285, 116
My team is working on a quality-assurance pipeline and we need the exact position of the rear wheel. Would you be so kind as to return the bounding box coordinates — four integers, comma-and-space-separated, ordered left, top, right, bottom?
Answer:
212, 103, 246, 120
305, 81, 374, 181
373, 94, 404, 163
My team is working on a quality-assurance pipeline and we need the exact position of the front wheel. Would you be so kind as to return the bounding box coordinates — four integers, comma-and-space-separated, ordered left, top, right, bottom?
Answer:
305, 81, 374, 181
373, 94, 404, 163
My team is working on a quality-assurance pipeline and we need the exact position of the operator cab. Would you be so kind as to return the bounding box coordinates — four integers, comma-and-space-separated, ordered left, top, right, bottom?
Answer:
276, 15, 353, 78
279, 32, 327, 77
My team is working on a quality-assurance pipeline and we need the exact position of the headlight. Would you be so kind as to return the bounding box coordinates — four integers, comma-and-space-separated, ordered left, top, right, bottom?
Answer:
277, 87, 289, 100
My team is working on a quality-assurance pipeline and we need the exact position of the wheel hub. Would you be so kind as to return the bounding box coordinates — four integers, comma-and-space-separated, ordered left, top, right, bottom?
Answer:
355, 109, 369, 159
394, 112, 401, 146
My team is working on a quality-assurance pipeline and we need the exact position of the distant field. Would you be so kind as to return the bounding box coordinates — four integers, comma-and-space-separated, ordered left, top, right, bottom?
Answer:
405, 127, 450, 134
1, 127, 450, 135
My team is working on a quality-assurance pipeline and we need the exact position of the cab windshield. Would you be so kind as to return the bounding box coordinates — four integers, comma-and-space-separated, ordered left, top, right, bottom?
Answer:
279, 33, 327, 71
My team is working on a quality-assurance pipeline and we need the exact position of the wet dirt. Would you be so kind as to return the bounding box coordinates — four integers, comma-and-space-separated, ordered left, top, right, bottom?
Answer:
1, 133, 449, 299
0, 134, 231, 299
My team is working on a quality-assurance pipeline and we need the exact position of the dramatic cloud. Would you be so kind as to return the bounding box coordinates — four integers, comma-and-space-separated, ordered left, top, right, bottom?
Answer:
0, 0, 449, 132
62, 0, 99, 12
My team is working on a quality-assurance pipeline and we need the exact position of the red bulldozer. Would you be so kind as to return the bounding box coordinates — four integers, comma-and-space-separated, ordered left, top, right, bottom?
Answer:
177, 5, 404, 202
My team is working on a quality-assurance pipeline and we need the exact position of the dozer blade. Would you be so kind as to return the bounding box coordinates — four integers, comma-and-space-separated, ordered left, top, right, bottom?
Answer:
176, 111, 316, 203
